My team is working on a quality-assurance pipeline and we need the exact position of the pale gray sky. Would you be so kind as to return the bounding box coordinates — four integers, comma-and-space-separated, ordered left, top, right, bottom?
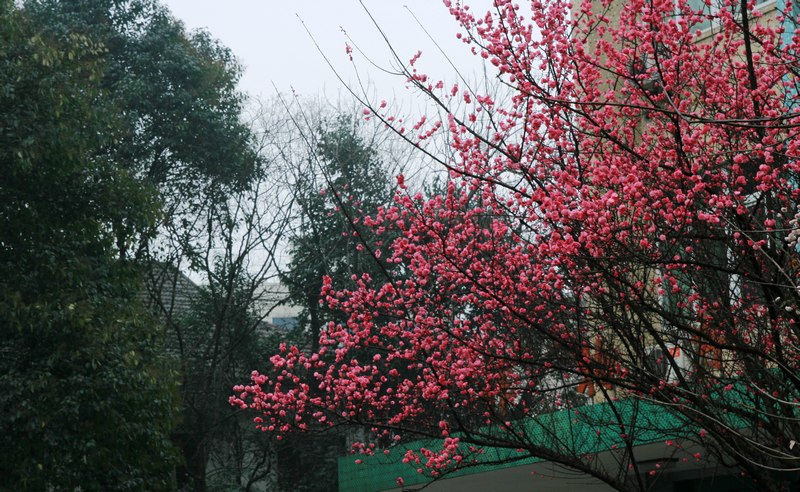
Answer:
159, 1, 499, 280
162, 1, 493, 103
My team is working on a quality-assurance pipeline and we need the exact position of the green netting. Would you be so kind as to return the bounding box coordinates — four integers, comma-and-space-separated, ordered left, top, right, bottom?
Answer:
338, 399, 696, 492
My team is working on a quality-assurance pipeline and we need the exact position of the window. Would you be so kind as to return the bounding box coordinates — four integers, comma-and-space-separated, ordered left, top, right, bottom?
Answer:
683, 0, 777, 32
646, 344, 690, 382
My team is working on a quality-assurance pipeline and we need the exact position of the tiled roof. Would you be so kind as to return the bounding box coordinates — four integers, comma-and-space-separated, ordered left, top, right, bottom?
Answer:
140, 263, 203, 321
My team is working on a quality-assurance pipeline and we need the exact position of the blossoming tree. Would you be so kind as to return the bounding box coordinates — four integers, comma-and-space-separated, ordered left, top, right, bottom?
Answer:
233, 1, 800, 490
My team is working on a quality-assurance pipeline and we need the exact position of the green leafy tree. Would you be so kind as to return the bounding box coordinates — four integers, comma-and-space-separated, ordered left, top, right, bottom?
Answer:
283, 115, 395, 352
24, 0, 261, 262
1, 1, 266, 489
0, 1, 178, 489
28, 1, 285, 489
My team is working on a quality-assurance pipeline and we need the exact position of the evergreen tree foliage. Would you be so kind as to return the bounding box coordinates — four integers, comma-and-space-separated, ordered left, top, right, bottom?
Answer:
0, 1, 178, 488
282, 115, 394, 351
24, 0, 261, 261
1, 1, 264, 489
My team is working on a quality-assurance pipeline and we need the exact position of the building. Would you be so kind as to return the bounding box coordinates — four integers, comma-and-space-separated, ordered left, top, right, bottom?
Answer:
253, 281, 302, 330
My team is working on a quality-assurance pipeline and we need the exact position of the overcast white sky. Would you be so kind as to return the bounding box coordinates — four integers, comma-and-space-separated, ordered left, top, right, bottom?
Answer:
162, 0, 494, 104
158, 1, 499, 278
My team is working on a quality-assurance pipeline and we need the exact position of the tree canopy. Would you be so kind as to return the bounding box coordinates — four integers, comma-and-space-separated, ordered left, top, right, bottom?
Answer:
0, 1, 177, 488
23, 0, 260, 261
0, 0, 265, 489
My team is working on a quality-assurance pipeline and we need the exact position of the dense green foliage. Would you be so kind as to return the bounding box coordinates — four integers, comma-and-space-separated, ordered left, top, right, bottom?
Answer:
0, 1, 263, 489
0, 1, 177, 489
23, 0, 260, 261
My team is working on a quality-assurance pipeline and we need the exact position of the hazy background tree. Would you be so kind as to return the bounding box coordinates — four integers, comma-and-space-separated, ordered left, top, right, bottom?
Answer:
282, 114, 396, 352
150, 166, 293, 492
242, 108, 396, 492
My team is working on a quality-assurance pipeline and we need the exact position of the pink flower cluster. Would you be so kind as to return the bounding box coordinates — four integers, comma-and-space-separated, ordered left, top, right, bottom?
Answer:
233, 0, 800, 483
